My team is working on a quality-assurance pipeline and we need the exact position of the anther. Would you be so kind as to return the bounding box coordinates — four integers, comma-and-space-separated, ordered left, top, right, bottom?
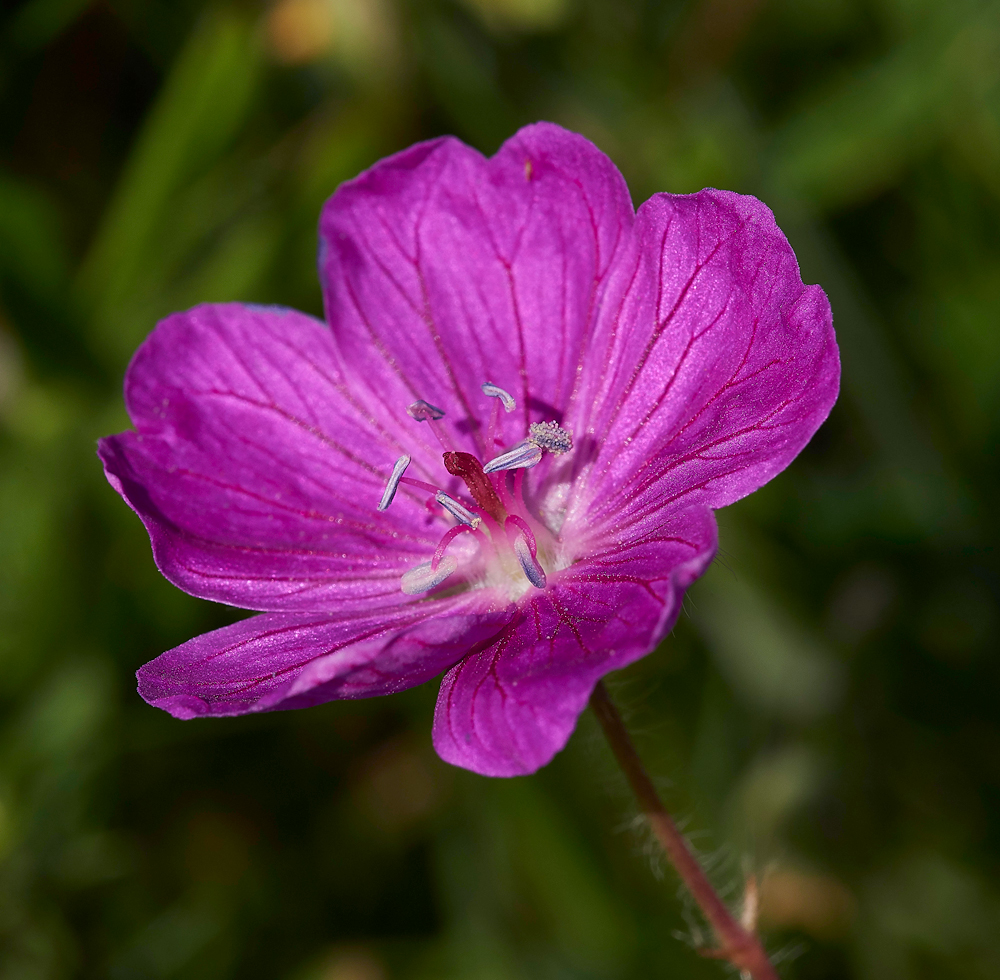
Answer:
528, 420, 573, 454
481, 382, 516, 413
407, 399, 445, 422
400, 556, 458, 595
377, 455, 411, 511
435, 491, 481, 528
511, 531, 546, 589
483, 440, 543, 473
505, 515, 545, 589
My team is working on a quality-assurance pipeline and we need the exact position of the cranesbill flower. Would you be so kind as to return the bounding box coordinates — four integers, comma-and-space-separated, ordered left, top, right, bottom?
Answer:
99, 123, 839, 777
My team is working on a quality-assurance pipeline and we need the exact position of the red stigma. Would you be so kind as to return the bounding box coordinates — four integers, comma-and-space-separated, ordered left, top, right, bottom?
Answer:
442, 452, 506, 525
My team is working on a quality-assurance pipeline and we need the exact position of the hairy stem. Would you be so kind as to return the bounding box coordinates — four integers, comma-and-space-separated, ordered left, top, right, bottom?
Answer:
589, 681, 779, 980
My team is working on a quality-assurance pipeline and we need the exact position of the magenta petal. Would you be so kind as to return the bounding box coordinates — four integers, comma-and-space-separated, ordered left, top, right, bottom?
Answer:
570, 189, 839, 531
139, 594, 511, 718
432, 507, 717, 776
319, 122, 634, 456
100, 302, 444, 612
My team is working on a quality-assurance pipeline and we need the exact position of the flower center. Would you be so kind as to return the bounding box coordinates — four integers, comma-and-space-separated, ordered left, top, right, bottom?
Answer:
376, 382, 573, 598
442, 451, 506, 525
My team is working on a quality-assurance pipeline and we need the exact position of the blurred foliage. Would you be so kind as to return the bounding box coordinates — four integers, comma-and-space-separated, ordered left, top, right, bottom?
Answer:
1, 0, 999, 977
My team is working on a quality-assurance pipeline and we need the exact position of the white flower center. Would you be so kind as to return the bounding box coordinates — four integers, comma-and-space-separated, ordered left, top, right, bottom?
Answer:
376, 383, 573, 598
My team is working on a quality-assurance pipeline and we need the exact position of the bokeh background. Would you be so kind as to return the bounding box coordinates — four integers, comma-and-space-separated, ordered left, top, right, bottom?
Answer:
1, 0, 999, 977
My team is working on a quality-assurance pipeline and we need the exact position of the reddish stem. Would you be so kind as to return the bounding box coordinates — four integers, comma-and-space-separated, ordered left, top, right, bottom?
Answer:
589, 681, 779, 980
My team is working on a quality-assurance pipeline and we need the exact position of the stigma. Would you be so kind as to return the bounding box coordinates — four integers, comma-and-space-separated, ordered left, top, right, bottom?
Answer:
375, 383, 574, 598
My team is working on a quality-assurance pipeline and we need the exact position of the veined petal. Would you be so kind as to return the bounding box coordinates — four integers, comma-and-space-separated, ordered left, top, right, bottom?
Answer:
99, 302, 449, 612
318, 122, 634, 458
432, 507, 717, 776
566, 190, 839, 537
138, 594, 512, 719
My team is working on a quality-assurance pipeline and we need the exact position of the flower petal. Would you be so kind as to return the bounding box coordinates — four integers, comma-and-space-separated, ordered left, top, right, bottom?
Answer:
568, 190, 839, 536
432, 507, 717, 776
138, 594, 512, 719
318, 122, 634, 458
99, 302, 450, 612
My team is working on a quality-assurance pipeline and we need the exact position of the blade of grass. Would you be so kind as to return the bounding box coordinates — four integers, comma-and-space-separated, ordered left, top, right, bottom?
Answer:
76, 6, 262, 366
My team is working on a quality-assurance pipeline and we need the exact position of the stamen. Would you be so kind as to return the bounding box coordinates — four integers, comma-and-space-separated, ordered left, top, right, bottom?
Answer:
400, 475, 443, 495
483, 439, 543, 474
513, 467, 526, 505
486, 396, 502, 455
528, 420, 573, 454
435, 491, 481, 528
495, 468, 515, 512
406, 399, 451, 451
377, 455, 411, 511
481, 382, 516, 413
432, 524, 475, 569
504, 514, 538, 558
407, 399, 445, 422
509, 527, 546, 590
400, 556, 458, 595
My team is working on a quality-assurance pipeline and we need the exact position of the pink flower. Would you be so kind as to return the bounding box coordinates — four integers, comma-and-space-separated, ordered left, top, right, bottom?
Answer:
98, 123, 839, 777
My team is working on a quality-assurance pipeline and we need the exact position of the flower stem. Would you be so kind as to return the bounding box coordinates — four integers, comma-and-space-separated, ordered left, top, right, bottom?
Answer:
589, 681, 779, 980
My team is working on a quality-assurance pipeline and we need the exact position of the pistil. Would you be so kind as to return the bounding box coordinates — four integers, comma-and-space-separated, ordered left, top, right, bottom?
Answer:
442, 451, 507, 525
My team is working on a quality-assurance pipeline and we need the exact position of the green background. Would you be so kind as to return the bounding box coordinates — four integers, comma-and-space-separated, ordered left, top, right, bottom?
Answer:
1, 0, 998, 977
